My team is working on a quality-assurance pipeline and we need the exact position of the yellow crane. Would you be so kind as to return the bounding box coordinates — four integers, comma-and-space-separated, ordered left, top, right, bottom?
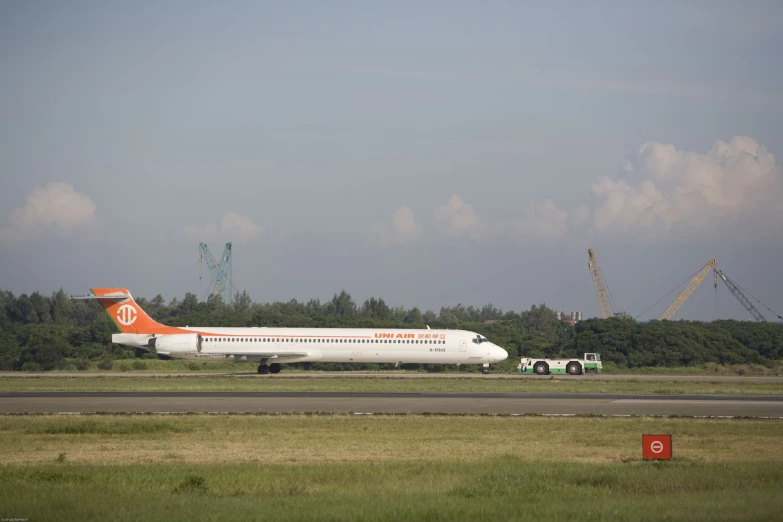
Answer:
659, 259, 717, 320
587, 248, 613, 319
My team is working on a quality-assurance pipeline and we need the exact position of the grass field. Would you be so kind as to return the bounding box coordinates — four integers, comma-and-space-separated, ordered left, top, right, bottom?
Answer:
24, 358, 783, 376
1, 375, 781, 395
0, 415, 781, 521
600, 361, 783, 376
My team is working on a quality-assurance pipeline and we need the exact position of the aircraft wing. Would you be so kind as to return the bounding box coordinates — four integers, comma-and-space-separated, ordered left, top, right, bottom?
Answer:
214, 351, 310, 359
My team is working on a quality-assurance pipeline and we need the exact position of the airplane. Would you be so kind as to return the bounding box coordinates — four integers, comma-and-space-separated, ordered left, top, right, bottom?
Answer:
74, 288, 508, 374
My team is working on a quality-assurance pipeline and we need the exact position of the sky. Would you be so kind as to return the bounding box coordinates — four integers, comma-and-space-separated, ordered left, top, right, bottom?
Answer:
1, 1, 782, 321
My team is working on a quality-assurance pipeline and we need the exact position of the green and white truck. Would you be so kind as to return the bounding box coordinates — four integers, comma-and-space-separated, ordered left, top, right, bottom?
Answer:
516, 353, 602, 375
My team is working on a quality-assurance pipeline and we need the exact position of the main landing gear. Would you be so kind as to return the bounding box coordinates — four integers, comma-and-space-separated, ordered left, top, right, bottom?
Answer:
257, 363, 282, 375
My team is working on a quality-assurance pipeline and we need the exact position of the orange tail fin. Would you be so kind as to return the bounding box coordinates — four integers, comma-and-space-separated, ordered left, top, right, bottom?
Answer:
89, 288, 172, 334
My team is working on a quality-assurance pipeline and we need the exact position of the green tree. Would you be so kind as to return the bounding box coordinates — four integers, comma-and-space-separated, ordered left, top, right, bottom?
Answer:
20, 327, 71, 371
29, 292, 52, 324
405, 307, 423, 324
1, 286, 781, 372
51, 289, 72, 324
178, 293, 199, 315
234, 290, 252, 313
361, 297, 390, 319
328, 290, 356, 317
14, 294, 40, 324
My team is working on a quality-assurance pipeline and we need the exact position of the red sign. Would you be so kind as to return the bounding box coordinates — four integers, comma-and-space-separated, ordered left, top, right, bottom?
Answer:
642, 434, 672, 460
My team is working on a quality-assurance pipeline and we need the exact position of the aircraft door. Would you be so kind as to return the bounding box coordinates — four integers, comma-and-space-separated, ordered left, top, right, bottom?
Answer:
459, 340, 467, 352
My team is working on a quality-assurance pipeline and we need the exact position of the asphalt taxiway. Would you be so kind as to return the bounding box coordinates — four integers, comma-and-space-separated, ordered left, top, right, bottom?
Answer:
2, 391, 782, 417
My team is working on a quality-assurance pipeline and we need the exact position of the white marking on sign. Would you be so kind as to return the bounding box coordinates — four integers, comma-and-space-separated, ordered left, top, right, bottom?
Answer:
650, 441, 664, 454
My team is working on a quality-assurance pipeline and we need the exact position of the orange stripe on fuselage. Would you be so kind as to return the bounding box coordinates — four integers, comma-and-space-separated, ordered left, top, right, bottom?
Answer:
187, 334, 376, 338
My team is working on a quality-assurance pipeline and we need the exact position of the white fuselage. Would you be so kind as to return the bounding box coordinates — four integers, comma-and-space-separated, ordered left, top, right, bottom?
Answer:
120, 327, 508, 365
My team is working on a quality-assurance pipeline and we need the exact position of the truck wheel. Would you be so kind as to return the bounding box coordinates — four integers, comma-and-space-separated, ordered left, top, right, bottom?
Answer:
567, 362, 582, 375
534, 362, 548, 375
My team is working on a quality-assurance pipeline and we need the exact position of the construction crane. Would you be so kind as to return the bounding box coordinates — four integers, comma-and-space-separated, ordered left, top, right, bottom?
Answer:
659, 259, 717, 320
587, 248, 614, 319
198, 242, 233, 303
214, 242, 233, 302
714, 269, 766, 322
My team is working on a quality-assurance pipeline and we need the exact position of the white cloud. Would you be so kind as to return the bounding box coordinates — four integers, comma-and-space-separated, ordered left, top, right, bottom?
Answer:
0, 183, 97, 241
220, 212, 264, 240
368, 195, 587, 245
590, 136, 782, 239
184, 223, 218, 242
367, 205, 424, 247
365, 137, 781, 248
432, 195, 490, 240
184, 212, 264, 242
499, 201, 590, 241
568, 205, 590, 227
499, 200, 564, 240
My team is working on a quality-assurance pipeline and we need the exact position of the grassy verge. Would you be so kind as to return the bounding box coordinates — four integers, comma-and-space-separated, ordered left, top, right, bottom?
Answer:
2, 415, 781, 465
28, 358, 783, 376
0, 415, 781, 521
600, 361, 783, 376
2, 461, 781, 521
1, 375, 781, 394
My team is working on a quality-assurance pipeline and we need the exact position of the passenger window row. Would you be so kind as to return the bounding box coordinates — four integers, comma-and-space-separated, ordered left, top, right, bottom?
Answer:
202, 337, 445, 345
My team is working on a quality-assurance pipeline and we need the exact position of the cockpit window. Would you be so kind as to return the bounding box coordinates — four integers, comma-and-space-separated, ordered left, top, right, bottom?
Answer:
473, 335, 490, 344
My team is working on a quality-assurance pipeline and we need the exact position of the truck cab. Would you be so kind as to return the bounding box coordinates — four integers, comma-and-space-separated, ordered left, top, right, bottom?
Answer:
582, 353, 601, 373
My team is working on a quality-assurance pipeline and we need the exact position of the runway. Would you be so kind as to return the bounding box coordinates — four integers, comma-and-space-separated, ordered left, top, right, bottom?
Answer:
2, 392, 782, 417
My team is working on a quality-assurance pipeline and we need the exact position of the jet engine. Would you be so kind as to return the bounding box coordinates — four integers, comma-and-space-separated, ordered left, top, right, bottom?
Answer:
149, 333, 202, 354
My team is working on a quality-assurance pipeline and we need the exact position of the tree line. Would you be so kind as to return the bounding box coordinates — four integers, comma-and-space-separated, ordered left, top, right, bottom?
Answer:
1, 289, 781, 371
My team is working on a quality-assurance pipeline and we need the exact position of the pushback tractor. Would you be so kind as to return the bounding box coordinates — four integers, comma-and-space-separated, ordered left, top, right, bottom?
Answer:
516, 353, 602, 375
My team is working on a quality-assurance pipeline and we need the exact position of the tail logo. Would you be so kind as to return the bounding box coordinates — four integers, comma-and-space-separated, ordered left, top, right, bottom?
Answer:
116, 304, 137, 326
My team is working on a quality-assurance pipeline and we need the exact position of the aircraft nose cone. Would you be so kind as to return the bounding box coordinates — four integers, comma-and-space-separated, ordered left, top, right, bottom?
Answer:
492, 345, 508, 362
